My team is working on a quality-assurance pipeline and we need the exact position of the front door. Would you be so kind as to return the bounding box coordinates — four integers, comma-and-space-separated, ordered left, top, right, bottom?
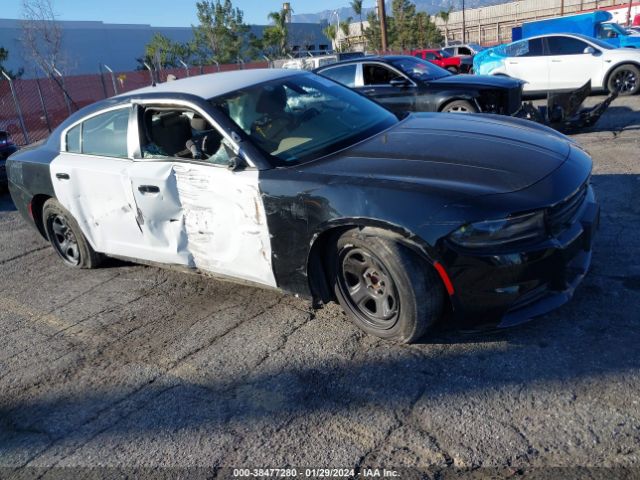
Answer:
358, 62, 417, 114
546, 36, 604, 90
126, 104, 277, 287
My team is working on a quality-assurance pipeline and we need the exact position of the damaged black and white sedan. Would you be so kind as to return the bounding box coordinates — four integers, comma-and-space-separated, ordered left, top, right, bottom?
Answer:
7, 69, 599, 343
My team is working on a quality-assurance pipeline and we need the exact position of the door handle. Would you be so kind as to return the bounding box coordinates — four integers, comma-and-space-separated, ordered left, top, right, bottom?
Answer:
551, 59, 562, 63
138, 185, 160, 194
362, 89, 376, 94
55, 173, 70, 180
508, 61, 518, 64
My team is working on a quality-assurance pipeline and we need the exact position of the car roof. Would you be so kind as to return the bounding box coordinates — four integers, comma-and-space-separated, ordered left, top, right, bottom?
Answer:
516, 32, 597, 43
121, 68, 304, 99
315, 55, 409, 70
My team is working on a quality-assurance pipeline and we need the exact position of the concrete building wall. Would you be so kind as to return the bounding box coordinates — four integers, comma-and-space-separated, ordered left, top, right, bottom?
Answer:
0, 19, 330, 77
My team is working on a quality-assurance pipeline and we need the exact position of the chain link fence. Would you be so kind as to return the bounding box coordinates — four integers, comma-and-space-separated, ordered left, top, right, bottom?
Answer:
0, 60, 269, 146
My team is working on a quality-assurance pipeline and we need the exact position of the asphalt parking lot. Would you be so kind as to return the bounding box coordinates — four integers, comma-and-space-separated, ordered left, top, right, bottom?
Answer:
1, 94, 639, 479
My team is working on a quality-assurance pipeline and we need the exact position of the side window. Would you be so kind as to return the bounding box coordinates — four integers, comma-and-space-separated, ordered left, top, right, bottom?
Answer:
413, 52, 424, 59
65, 124, 81, 153
458, 47, 472, 55
141, 108, 230, 166
505, 38, 544, 57
320, 64, 357, 87
547, 36, 589, 55
363, 64, 402, 85
81, 109, 129, 158
425, 52, 438, 60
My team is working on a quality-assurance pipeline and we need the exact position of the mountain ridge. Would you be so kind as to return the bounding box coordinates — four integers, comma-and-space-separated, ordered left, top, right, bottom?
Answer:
291, 0, 513, 23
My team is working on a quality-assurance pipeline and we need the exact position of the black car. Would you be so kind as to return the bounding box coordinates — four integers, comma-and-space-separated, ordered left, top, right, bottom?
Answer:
7, 69, 598, 343
0, 130, 18, 188
315, 55, 523, 115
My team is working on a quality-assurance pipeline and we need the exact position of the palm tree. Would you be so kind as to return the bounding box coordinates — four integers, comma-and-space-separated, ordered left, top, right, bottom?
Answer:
437, 7, 452, 46
268, 7, 293, 55
324, 23, 338, 51
350, 0, 364, 48
340, 17, 353, 51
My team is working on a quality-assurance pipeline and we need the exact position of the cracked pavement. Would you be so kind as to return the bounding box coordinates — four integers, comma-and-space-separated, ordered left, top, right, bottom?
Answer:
0, 94, 639, 478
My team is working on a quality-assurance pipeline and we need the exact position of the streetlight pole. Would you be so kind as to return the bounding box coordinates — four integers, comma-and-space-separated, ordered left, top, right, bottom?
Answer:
462, 0, 466, 44
377, 0, 388, 52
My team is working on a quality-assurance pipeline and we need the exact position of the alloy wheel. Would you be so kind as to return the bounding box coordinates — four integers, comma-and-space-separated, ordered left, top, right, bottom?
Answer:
613, 69, 638, 93
338, 247, 400, 329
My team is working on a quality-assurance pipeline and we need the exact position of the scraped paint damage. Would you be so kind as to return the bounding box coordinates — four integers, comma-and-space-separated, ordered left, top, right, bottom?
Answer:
50, 154, 277, 288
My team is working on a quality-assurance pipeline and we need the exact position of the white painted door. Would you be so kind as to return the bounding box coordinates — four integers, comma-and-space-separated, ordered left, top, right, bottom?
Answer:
50, 106, 146, 257
504, 38, 549, 92
546, 36, 604, 90
127, 158, 277, 288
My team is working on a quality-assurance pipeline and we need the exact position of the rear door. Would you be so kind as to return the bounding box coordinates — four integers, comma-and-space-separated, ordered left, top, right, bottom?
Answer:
546, 36, 604, 90
51, 106, 145, 258
358, 62, 418, 114
503, 38, 549, 91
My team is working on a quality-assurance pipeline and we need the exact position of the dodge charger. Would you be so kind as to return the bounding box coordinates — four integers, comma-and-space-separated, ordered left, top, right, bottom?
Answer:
7, 69, 599, 343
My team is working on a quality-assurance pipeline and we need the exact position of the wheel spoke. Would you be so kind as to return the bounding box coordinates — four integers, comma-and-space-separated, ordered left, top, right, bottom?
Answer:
67, 244, 79, 261
349, 282, 371, 308
52, 220, 66, 236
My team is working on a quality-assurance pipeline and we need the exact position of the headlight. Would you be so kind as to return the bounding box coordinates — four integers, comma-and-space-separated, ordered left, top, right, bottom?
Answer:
449, 211, 546, 248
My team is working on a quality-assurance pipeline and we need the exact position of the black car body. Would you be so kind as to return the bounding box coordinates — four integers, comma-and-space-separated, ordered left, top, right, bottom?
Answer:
0, 130, 18, 187
314, 55, 523, 115
7, 69, 598, 342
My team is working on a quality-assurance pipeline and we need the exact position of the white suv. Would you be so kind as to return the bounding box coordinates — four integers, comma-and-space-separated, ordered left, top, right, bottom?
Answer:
475, 33, 640, 95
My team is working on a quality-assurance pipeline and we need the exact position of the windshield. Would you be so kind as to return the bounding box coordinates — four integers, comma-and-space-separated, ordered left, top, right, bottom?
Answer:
609, 22, 630, 36
388, 56, 451, 82
209, 73, 398, 166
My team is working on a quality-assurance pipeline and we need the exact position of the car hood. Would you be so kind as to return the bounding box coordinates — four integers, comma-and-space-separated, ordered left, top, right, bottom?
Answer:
303, 113, 573, 198
430, 74, 522, 89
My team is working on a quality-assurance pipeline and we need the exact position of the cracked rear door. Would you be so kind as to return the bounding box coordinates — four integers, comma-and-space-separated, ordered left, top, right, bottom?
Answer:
50, 105, 148, 259
126, 104, 277, 288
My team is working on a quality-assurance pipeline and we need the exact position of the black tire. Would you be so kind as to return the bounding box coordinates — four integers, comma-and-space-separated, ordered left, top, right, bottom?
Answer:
607, 64, 640, 96
441, 99, 478, 113
328, 228, 444, 343
446, 66, 459, 74
42, 199, 103, 269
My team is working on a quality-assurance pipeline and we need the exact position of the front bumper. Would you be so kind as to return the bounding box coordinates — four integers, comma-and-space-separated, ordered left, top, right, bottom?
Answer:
440, 185, 599, 329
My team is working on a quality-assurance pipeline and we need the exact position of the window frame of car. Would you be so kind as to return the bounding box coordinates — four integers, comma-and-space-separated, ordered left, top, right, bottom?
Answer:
316, 62, 360, 88
128, 98, 256, 169
544, 35, 594, 56
61, 104, 137, 160
358, 61, 417, 88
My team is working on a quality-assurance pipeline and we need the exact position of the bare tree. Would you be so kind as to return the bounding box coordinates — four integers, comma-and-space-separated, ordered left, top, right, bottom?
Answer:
20, 0, 66, 75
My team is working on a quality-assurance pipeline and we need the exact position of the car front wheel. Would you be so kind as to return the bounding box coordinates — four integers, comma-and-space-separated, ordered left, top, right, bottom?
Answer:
43, 199, 103, 269
328, 228, 444, 343
607, 64, 640, 96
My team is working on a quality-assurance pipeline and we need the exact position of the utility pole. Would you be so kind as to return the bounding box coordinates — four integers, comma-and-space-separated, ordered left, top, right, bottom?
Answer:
561, 0, 565, 16
377, 0, 388, 52
462, 0, 466, 43
627, 0, 633, 25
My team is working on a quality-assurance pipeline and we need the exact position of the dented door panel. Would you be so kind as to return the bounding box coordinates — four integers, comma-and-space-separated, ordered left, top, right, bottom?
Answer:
129, 160, 277, 288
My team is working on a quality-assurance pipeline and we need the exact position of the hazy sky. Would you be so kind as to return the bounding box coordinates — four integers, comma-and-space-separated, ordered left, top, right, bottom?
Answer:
1, 0, 369, 26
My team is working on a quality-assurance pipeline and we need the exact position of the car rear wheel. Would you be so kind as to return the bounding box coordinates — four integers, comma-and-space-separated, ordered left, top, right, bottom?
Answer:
442, 100, 478, 113
446, 66, 459, 74
607, 64, 640, 96
328, 228, 444, 343
43, 199, 103, 269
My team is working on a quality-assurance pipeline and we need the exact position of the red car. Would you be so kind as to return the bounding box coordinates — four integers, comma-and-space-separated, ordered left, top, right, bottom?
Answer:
411, 49, 472, 74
